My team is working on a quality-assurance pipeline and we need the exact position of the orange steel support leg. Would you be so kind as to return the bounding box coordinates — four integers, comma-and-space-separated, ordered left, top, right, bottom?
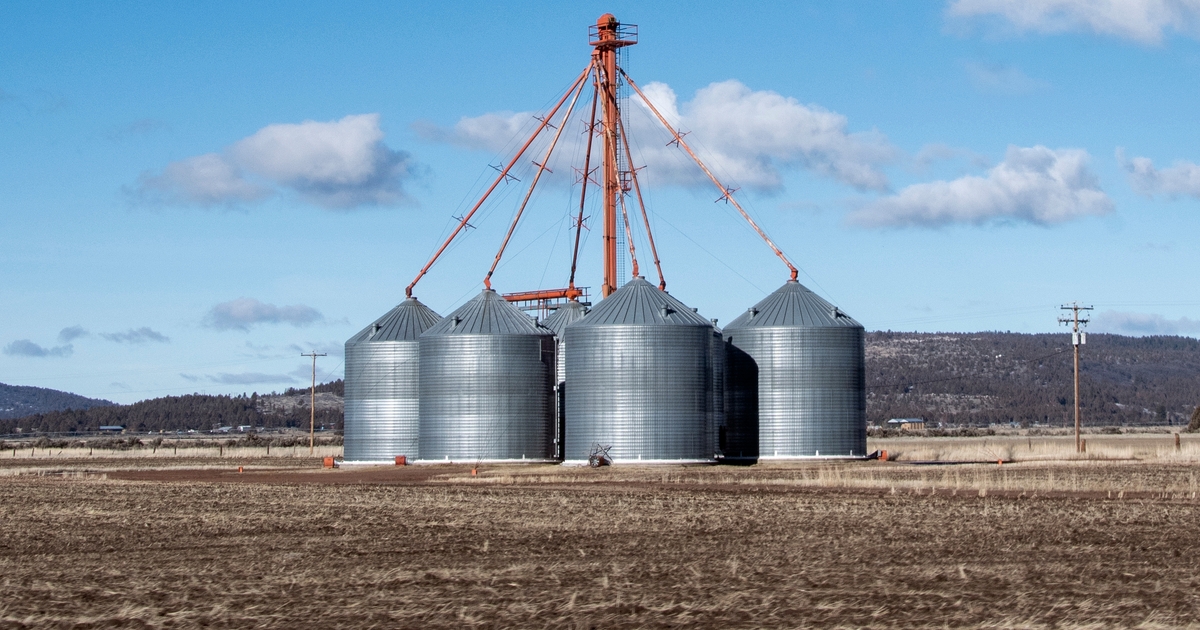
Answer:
618, 188, 639, 278
623, 70, 799, 283
569, 58, 602, 297
404, 64, 592, 299
484, 67, 591, 290
616, 114, 665, 291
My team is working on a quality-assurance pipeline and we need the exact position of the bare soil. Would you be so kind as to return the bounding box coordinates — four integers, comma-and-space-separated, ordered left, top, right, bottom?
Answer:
2, 458, 1199, 628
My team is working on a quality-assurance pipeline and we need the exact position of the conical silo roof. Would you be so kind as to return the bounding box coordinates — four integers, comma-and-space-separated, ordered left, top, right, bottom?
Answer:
724, 280, 861, 330
347, 297, 442, 344
542, 300, 587, 336
573, 277, 712, 327
422, 289, 553, 337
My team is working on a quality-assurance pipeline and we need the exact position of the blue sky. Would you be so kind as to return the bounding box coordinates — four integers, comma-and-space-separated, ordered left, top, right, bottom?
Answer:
3, 1, 1200, 404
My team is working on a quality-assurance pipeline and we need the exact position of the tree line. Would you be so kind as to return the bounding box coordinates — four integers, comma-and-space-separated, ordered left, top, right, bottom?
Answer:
866, 332, 1200, 427
0, 383, 344, 435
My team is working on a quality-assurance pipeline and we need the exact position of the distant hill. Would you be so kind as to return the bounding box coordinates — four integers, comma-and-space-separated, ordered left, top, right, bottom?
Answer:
0, 383, 115, 420
5, 331, 1200, 435
0, 380, 344, 435
867, 332, 1200, 427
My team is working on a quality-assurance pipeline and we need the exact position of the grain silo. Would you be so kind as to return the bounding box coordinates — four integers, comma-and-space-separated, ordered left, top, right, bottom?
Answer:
541, 299, 588, 459
542, 300, 588, 386
343, 298, 442, 463
723, 280, 866, 459
418, 289, 556, 463
564, 277, 718, 463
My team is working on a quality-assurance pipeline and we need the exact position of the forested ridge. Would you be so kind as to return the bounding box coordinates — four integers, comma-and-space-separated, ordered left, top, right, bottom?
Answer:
867, 332, 1200, 427
0, 383, 114, 420
4, 331, 1199, 433
0, 381, 343, 434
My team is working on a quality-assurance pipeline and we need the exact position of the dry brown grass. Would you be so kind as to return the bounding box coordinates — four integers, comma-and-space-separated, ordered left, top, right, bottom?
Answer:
871, 431, 1200, 464
1, 454, 1199, 628
0, 444, 341, 468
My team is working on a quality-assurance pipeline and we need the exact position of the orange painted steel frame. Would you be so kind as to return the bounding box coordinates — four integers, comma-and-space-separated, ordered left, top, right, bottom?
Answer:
592, 13, 633, 297
405, 65, 592, 299
568, 56, 602, 297
406, 14, 796, 303
484, 68, 590, 291
502, 288, 582, 302
616, 112, 665, 291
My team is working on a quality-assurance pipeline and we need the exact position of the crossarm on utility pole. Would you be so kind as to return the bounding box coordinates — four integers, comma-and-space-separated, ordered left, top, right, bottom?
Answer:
404, 63, 593, 298
622, 69, 798, 282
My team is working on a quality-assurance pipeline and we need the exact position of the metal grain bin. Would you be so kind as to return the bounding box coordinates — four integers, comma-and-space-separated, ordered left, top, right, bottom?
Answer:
723, 280, 865, 459
343, 298, 442, 463
542, 300, 588, 386
565, 277, 717, 463
541, 300, 588, 459
418, 289, 556, 463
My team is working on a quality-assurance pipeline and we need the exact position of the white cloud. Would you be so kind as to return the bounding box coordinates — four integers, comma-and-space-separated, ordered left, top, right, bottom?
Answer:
3, 339, 73, 358
137, 153, 269, 206
1117, 149, 1200, 198
947, 0, 1200, 44
203, 298, 324, 331
635, 80, 896, 191
418, 80, 896, 192
850, 145, 1113, 227
1093, 310, 1200, 335
415, 111, 534, 153
135, 114, 414, 209
101, 327, 170, 344
962, 60, 1050, 94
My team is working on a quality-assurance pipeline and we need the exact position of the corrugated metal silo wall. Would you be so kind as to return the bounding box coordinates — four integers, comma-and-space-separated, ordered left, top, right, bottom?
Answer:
419, 335, 556, 461
343, 339, 421, 461
727, 326, 866, 457
565, 325, 714, 461
709, 330, 725, 458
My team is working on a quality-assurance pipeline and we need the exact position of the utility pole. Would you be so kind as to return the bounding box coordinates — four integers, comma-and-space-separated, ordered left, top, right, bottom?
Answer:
301, 351, 327, 455
1058, 303, 1093, 453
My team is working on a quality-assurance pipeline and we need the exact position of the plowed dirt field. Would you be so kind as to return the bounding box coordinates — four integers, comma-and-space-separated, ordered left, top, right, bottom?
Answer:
2, 458, 1198, 628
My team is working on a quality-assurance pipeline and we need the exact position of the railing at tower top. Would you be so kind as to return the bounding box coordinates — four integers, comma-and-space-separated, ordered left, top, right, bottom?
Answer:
588, 21, 637, 47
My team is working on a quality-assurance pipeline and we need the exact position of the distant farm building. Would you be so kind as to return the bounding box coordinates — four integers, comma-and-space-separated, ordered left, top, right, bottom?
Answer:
887, 418, 926, 431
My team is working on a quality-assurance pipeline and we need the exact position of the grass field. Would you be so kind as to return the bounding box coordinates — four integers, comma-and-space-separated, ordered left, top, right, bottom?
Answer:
2, 435, 1199, 628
